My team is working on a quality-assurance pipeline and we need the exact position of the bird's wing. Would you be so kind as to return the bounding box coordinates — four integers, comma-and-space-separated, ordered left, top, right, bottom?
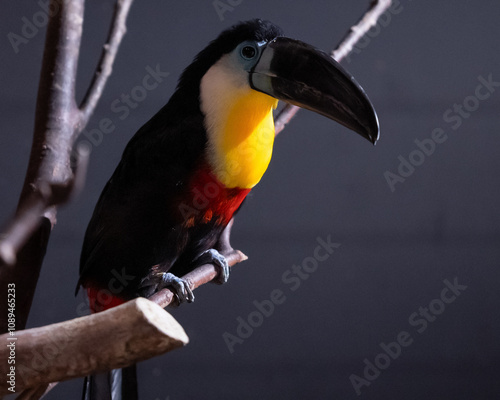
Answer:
78, 104, 207, 293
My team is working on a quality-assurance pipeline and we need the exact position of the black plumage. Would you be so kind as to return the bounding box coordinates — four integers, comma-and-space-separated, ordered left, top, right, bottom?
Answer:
78, 19, 283, 301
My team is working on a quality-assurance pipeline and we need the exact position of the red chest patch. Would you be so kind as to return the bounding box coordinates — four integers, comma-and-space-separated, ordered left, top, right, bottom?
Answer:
179, 166, 250, 227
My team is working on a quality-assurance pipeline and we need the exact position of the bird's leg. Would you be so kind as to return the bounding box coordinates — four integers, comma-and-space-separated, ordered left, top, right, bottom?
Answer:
138, 267, 195, 303
139, 219, 238, 300
202, 217, 238, 285
217, 218, 236, 255
193, 248, 229, 285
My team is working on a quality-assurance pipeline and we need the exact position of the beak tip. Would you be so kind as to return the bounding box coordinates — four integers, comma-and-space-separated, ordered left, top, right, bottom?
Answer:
358, 119, 379, 146
366, 113, 380, 146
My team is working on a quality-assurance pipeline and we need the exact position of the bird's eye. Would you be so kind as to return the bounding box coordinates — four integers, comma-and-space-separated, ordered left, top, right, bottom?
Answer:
241, 45, 257, 60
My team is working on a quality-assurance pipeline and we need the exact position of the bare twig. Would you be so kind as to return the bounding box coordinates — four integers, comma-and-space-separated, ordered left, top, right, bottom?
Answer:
0, 0, 134, 333
78, 0, 133, 129
331, 0, 392, 62
274, 0, 392, 135
0, 298, 188, 396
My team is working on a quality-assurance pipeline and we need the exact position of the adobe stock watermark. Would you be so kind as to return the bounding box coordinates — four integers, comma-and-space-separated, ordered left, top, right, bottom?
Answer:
349, 277, 467, 396
6, 283, 16, 393
384, 74, 500, 192
71, 64, 169, 163
344, 0, 406, 63
213, 0, 243, 21
7, 0, 59, 54
222, 236, 340, 354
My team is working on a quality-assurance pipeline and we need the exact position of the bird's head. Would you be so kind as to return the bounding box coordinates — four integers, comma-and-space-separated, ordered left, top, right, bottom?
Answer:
177, 19, 379, 189
179, 19, 379, 143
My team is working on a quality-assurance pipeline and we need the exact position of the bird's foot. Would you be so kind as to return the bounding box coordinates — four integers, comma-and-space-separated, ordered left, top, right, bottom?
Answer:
139, 272, 194, 303
195, 248, 229, 285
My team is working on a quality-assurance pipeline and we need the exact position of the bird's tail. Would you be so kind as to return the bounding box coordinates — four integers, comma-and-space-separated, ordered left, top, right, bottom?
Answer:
82, 365, 138, 400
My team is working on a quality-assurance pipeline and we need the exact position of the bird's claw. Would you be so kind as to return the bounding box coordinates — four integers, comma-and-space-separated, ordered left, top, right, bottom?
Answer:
163, 272, 195, 303
139, 272, 194, 303
197, 249, 229, 285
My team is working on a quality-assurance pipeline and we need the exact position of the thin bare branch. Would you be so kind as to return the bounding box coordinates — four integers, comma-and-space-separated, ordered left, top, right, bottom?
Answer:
0, 298, 188, 396
78, 0, 134, 129
274, 0, 392, 135
331, 0, 392, 62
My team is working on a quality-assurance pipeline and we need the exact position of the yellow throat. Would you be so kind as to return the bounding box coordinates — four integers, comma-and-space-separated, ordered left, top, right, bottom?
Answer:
200, 57, 278, 189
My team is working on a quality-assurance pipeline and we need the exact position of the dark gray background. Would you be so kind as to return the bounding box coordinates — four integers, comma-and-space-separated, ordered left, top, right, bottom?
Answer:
2, 1, 499, 399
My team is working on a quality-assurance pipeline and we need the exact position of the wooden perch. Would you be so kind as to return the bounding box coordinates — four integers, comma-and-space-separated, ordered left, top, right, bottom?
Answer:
0, 298, 188, 396
150, 253, 248, 308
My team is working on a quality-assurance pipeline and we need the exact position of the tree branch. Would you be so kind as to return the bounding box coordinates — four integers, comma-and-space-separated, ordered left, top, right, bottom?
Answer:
0, 147, 89, 266
0, 298, 188, 396
0, 0, 134, 333
274, 0, 392, 135
78, 0, 133, 130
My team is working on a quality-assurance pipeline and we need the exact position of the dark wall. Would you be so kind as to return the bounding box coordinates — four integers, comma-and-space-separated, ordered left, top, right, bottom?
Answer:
1, 1, 499, 399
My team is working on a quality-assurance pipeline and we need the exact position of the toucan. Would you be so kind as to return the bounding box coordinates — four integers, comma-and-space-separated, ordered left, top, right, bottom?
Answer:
78, 19, 378, 400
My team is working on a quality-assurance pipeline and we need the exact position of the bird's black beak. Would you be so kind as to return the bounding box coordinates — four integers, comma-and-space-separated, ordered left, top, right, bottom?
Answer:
250, 37, 379, 144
